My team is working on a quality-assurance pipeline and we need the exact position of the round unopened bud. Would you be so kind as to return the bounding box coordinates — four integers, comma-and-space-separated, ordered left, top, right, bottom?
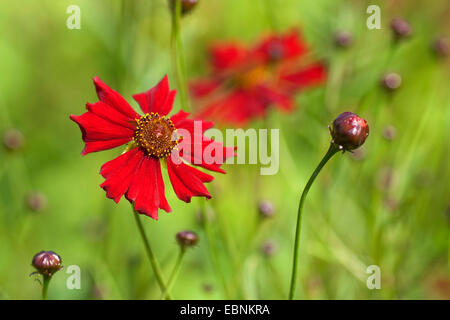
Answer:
26, 192, 47, 212
382, 72, 402, 91
32, 251, 63, 277
176, 230, 198, 249
258, 200, 275, 218
383, 125, 397, 141
3, 129, 24, 151
261, 239, 278, 257
334, 31, 353, 48
169, 0, 198, 15
390, 18, 412, 40
330, 112, 369, 151
433, 37, 450, 58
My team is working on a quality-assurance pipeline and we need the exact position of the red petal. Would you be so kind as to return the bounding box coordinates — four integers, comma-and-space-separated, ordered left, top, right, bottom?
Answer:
178, 136, 235, 174
253, 29, 307, 63
70, 113, 133, 155
280, 63, 327, 91
93, 77, 140, 120
210, 43, 249, 71
170, 110, 190, 126
189, 79, 221, 98
257, 85, 294, 111
100, 148, 144, 203
167, 156, 212, 203
125, 155, 171, 219
87, 101, 137, 130
132, 75, 176, 116
81, 138, 132, 156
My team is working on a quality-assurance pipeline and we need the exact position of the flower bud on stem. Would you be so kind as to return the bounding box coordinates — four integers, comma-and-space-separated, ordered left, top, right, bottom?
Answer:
288, 112, 369, 299
31, 250, 63, 300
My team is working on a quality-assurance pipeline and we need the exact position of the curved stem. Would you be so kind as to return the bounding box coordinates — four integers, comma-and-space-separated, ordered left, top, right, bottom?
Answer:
42, 275, 50, 300
133, 210, 171, 299
288, 143, 339, 300
160, 248, 185, 300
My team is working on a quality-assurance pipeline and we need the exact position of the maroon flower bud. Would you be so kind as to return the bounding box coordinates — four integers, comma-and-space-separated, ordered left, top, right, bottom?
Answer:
31, 251, 63, 277
330, 112, 369, 151
381, 72, 402, 91
26, 192, 47, 213
176, 230, 199, 249
433, 37, 450, 58
261, 239, 278, 257
334, 31, 353, 48
3, 128, 24, 151
258, 200, 275, 218
202, 283, 214, 293
383, 125, 397, 141
169, 0, 198, 15
390, 18, 412, 40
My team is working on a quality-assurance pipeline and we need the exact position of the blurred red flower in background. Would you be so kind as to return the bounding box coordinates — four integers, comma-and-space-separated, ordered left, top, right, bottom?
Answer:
71, 75, 234, 219
190, 29, 326, 125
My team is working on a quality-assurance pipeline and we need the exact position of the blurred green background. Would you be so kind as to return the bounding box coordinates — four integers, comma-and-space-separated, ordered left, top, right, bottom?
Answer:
0, 0, 449, 300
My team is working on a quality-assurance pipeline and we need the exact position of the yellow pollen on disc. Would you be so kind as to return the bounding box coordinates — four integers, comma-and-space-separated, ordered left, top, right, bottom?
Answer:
134, 112, 179, 158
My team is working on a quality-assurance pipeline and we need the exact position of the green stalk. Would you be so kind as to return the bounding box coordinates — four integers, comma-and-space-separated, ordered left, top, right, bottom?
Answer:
160, 247, 186, 300
200, 201, 232, 299
42, 275, 51, 300
288, 143, 339, 300
171, 0, 189, 110
133, 210, 171, 299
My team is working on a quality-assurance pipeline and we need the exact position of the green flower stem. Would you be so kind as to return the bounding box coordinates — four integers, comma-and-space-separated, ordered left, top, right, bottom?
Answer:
288, 143, 339, 300
200, 201, 232, 299
171, 0, 189, 110
42, 275, 51, 300
160, 247, 186, 300
133, 210, 171, 299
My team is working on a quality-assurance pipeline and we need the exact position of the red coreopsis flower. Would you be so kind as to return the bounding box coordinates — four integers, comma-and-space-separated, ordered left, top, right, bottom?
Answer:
70, 75, 235, 219
190, 29, 326, 125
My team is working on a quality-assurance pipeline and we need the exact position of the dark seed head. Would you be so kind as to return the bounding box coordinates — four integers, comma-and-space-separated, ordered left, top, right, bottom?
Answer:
382, 72, 402, 91
258, 200, 275, 218
26, 192, 47, 212
176, 230, 199, 249
3, 128, 24, 151
330, 112, 369, 151
334, 31, 353, 48
31, 251, 63, 277
390, 18, 412, 40
432, 37, 450, 58
169, 0, 198, 15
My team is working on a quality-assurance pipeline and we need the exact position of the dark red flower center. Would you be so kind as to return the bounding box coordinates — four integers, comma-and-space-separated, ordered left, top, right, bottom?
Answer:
134, 113, 178, 158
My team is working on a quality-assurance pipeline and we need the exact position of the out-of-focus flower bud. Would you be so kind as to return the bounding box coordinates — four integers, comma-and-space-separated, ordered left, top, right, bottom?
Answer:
390, 18, 412, 40
258, 200, 275, 218
330, 112, 369, 152
381, 72, 402, 91
334, 31, 353, 48
433, 37, 450, 58
261, 239, 278, 258
3, 128, 24, 151
169, 0, 198, 15
176, 230, 199, 249
31, 251, 63, 277
26, 192, 47, 213
350, 147, 366, 161
202, 283, 213, 293
383, 125, 397, 141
